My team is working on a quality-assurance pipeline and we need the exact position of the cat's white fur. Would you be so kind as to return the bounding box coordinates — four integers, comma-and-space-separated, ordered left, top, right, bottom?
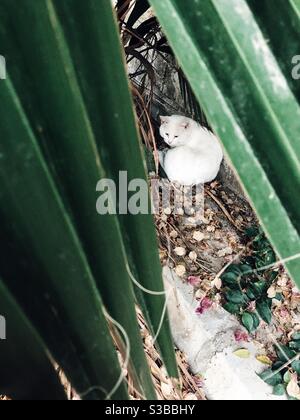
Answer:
159, 115, 223, 186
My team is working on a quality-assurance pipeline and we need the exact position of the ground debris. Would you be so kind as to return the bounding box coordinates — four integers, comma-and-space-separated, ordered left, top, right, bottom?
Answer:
154, 176, 300, 387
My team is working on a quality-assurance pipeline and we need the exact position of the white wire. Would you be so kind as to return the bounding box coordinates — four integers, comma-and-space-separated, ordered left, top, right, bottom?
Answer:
126, 262, 167, 296
79, 307, 131, 400
82, 233, 300, 398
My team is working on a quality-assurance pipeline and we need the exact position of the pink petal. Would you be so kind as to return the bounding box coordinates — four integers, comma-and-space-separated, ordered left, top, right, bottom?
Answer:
280, 308, 289, 319
187, 276, 201, 287
196, 297, 213, 315
201, 297, 213, 310
234, 330, 250, 343
247, 301, 256, 312
195, 306, 204, 315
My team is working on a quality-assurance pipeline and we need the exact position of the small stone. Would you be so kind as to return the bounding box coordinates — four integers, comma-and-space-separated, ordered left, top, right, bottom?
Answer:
212, 277, 222, 290
184, 393, 198, 400
267, 285, 277, 299
186, 217, 197, 225
277, 276, 288, 287
217, 249, 226, 257
170, 230, 178, 239
217, 247, 233, 257
189, 251, 198, 261
161, 382, 173, 400
174, 247, 186, 257
193, 231, 205, 242
175, 265, 186, 277
207, 225, 216, 233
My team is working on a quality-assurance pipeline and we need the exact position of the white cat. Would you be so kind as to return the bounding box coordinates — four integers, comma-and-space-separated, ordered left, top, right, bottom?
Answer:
159, 115, 223, 186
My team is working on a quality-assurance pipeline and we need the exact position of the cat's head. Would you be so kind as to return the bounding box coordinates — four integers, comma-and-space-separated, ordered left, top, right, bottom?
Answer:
159, 115, 194, 147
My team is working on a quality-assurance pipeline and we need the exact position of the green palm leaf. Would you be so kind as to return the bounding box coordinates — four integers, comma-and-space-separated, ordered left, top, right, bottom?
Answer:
52, 0, 178, 378
0, 0, 159, 398
0, 76, 128, 400
0, 278, 66, 400
0, 0, 178, 399
150, 0, 300, 288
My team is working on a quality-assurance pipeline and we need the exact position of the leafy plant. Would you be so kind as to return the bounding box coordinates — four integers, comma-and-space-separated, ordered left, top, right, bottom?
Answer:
221, 228, 279, 332
0, 0, 299, 401
259, 333, 300, 399
149, 0, 300, 290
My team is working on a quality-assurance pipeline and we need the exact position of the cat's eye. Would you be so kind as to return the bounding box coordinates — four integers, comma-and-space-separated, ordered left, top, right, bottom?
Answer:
175, 136, 179, 138
166, 133, 169, 137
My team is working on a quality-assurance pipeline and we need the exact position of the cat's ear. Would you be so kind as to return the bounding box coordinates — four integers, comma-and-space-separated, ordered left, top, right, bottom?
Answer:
181, 121, 190, 129
160, 116, 169, 124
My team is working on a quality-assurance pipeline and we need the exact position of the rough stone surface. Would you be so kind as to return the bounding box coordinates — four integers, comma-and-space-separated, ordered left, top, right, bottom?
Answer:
163, 266, 286, 400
